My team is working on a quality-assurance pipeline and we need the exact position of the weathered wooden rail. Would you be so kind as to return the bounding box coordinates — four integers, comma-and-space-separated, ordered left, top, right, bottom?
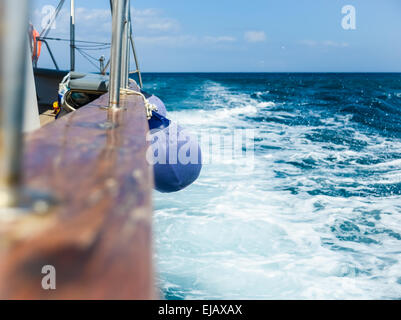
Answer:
0, 92, 155, 299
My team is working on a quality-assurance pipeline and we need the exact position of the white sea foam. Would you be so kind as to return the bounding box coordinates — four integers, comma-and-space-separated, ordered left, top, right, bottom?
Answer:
153, 78, 401, 299
257, 101, 276, 108
254, 90, 270, 98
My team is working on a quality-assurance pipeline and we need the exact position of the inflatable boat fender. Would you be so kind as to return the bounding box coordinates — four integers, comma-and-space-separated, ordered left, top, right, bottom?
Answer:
148, 112, 202, 193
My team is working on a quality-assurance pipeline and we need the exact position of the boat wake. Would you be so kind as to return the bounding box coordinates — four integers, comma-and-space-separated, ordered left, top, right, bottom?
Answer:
143, 73, 401, 299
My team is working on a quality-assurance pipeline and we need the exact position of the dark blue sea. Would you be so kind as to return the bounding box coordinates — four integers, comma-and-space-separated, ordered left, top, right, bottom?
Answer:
141, 73, 401, 299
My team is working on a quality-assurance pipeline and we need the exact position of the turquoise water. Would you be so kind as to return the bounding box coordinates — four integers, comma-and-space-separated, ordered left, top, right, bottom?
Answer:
141, 73, 401, 299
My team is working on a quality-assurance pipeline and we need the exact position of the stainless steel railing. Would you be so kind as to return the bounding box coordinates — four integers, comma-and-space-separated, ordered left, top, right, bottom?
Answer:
108, 0, 128, 110
70, 0, 76, 71
120, 0, 130, 89
0, 0, 30, 208
107, 0, 143, 89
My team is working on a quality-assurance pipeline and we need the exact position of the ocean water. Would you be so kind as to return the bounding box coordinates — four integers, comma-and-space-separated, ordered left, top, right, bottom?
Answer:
141, 73, 401, 300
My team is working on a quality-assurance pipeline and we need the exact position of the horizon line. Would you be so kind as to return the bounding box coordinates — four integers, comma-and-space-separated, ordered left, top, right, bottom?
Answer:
137, 71, 401, 74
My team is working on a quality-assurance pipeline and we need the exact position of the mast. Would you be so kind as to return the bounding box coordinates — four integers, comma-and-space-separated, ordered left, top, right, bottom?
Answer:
70, 0, 75, 71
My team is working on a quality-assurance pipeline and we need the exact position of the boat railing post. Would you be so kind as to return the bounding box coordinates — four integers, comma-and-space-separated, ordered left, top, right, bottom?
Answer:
99, 55, 105, 74
0, 0, 29, 208
120, 0, 130, 89
70, 0, 76, 71
108, 0, 127, 110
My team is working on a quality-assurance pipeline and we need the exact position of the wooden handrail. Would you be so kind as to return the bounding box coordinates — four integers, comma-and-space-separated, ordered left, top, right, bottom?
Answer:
0, 91, 155, 299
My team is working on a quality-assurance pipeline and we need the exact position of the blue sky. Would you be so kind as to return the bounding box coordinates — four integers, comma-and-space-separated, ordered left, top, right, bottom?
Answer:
31, 0, 401, 72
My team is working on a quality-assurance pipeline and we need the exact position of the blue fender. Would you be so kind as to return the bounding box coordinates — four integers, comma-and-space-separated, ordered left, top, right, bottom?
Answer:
148, 111, 202, 193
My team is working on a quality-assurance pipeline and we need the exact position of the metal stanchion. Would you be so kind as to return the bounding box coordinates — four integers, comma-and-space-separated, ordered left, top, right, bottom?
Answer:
120, 0, 130, 89
0, 0, 30, 208
70, 0, 76, 71
0, 1, 55, 215
108, 0, 128, 110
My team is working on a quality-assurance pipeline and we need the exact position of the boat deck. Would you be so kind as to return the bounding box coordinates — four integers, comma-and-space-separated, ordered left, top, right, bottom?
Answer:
38, 104, 57, 126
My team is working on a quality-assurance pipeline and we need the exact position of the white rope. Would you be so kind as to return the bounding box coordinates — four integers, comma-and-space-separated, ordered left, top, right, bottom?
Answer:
119, 87, 157, 120
59, 77, 157, 118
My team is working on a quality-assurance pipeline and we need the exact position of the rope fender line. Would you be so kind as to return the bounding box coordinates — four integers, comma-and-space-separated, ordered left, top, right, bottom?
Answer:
120, 86, 158, 120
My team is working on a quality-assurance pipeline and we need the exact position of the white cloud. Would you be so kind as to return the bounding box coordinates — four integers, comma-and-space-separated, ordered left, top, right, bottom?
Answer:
30, 5, 236, 55
135, 35, 196, 46
322, 40, 349, 48
300, 40, 349, 48
203, 36, 236, 44
136, 35, 236, 47
132, 8, 180, 33
31, 7, 111, 42
30, 6, 180, 40
244, 31, 266, 43
299, 40, 318, 47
